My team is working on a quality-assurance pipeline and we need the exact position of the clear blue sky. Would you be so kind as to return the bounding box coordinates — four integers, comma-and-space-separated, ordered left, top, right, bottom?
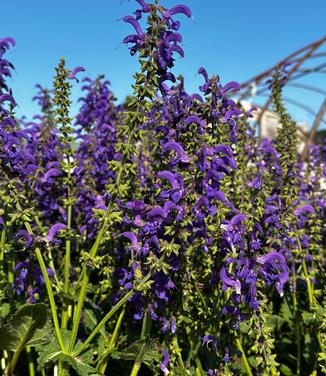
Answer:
2, 0, 326, 127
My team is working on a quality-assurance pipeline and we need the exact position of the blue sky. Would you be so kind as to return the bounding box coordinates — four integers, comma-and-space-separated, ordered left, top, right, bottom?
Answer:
1, 0, 326, 127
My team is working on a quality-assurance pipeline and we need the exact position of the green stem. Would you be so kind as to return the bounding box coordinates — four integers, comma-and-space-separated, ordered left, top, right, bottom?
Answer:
293, 225, 314, 307
7, 346, 22, 376
68, 214, 109, 352
0, 229, 5, 276
98, 307, 126, 374
236, 338, 253, 376
186, 341, 201, 369
26, 346, 35, 376
173, 336, 186, 376
295, 312, 301, 376
15, 204, 66, 354
108, 307, 125, 349
48, 248, 61, 290
62, 155, 72, 329
73, 289, 134, 357
73, 256, 163, 358
35, 247, 66, 353
129, 311, 152, 376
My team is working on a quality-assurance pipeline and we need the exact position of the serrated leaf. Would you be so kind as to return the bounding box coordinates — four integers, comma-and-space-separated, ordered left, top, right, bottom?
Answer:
38, 329, 98, 375
0, 303, 51, 351
111, 339, 160, 364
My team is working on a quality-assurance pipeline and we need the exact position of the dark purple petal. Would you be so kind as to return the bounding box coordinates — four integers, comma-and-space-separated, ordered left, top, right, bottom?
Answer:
121, 232, 141, 251
15, 230, 33, 249
184, 115, 204, 127
1, 37, 16, 47
0, 94, 16, 106
258, 252, 288, 296
122, 16, 143, 36
221, 81, 241, 94
68, 66, 85, 81
160, 349, 170, 375
214, 144, 233, 157
294, 204, 315, 216
136, 0, 150, 12
45, 223, 67, 242
165, 4, 192, 18
229, 213, 247, 227
220, 267, 241, 294
163, 141, 189, 163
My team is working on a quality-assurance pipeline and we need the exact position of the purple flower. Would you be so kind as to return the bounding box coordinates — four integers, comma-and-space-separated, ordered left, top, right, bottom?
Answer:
68, 66, 85, 82
160, 349, 170, 375
163, 141, 189, 163
294, 204, 315, 216
15, 230, 33, 249
184, 115, 205, 127
122, 16, 143, 36
198, 66, 210, 92
214, 144, 233, 157
45, 223, 67, 242
135, 0, 150, 12
222, 213, 247, 232
220, 267, 241, 294
0, 93, 16, 107
258, 252, 288, 296
163, 4, 192, 18
221, 81, 241, 94
121, 232, 141, 251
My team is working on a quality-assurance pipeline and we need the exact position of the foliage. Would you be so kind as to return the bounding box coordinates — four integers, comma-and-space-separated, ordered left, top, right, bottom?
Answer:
0, 1, 325, 375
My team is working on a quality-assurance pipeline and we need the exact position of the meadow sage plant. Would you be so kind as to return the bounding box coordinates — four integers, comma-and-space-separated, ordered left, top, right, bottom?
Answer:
0, 2, 325, 376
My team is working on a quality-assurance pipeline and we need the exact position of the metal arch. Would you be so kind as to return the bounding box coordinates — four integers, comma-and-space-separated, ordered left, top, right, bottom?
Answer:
236, 35, 326, 146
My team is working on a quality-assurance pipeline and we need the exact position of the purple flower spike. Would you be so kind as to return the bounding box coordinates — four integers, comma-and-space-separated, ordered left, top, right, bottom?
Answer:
160, 349, 170, 375
122, 16, 143, 36
68, 66, 85, 82
221, 81, 241, 94
45, 223, 67, 242
294, 204, 315, 216
164, 4, 192, 18
163, 141, 190, 163
121, 232, 141, 251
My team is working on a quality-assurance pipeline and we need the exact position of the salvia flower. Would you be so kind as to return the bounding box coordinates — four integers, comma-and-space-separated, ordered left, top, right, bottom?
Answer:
258, 252, 289, 296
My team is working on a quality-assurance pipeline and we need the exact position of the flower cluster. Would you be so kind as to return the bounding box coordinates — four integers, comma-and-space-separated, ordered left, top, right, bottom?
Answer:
0, 2, 325, 376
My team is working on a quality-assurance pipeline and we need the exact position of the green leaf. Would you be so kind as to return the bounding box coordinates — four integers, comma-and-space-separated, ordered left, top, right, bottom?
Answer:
84, 308, 107, 341
279, 363, 293, 375
38, 329, 98, 375
0, 303, 10, 319
111, 339, 160, 366
0, 303, 51, 351
301, 311, 315, 324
